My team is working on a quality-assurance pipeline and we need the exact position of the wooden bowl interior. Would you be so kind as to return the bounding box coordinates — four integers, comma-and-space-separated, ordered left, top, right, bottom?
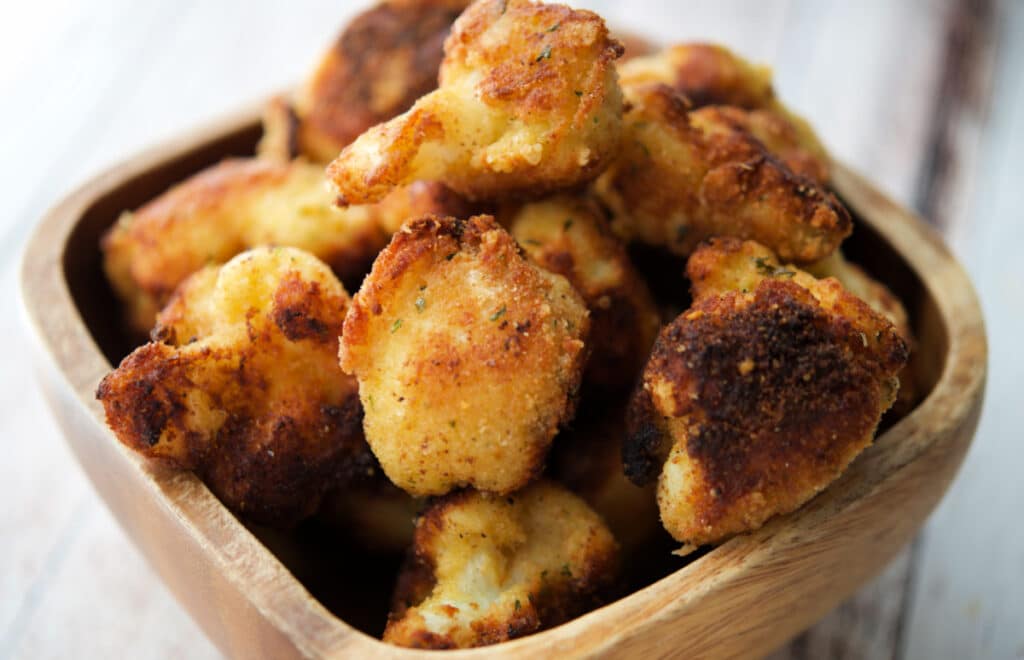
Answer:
59, 121, 949, 641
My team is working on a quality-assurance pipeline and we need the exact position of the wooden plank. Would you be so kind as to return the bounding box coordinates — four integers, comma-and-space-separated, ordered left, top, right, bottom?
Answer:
900, 1, 1023, 658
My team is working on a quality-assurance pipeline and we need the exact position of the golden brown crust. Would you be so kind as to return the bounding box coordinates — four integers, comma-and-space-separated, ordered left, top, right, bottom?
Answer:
340, 214, 589, 496
101, 158, 388, 333
500, 195, 661, 393
295, 0, 469, 163
594, 85, 850, 262
97, 248, 370, 526
384, 481, 619, 649
327, 0, 624, 204
617, 43, 829, 177
625, 239, 907, 546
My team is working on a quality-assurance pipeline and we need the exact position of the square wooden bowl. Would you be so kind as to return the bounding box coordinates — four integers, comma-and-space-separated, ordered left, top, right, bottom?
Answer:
20, 105, 986, 658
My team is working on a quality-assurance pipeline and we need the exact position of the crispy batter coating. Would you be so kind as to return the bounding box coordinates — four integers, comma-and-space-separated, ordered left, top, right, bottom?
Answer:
340, 214, 589, 496
97, 247, 370, 525
550, 405, 659, 554
618, 43, 828, 178
593, 84, 850, 262
292, 0, 469, 163
809, 250, 918, 414
102, 158, 388, 333
625, 239, 907, 547
326, 0, 625, 204
500, 195, 661, 392
384, 480, 619, 648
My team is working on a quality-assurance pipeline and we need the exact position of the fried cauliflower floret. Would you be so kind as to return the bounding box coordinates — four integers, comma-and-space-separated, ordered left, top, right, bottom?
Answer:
624, 239, 907, 548
593, 85, 850, 262
327, 0, 625, 205
340, 214, 589, 496
549, 404, 659, 554
288, 0, 469, 163
500, 195, 661, 392
102, 158, 388, 333
96, 247, 369, 526
809, 250, 918, 415
618, 43, 828, 179
384, 481, 618, 648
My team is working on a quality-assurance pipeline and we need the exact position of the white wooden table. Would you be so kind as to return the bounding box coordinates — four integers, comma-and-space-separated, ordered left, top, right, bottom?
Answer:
2, 1, 1020, 658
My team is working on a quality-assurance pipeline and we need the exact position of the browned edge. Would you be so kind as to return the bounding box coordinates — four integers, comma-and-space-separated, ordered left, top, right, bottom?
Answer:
19, 103, 986, 659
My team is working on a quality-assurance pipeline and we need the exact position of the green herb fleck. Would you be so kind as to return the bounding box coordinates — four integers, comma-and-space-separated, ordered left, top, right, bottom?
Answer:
754, 256, 795, 278
445, 251, 457, 261
449, 420, 457, 428
524, 238, 541, 246
547, 22, 560, 32
563, 219, 574, 231
514, 599, 521, 611
415, 297, 426, 312
574, 89, 583, 97
593, 116, 599, 125
490, 305, 507, 321
540, 570, 549, 580
536, 45, 552, 62
561, 563, 572, 577
391, 319, 403, 333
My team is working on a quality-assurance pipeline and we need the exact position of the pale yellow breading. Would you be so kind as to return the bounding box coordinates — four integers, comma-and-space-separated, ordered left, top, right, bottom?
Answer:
384, 480, 618, 648
339, 214, 590, 496
326, 0, 624, 204
102, 158, 387, 333
97, 247, 368, 525
625, 239, 907, 548
617, 42, 828, 180
807, 250, 912, 342
500, 195, 661, 392
593, 84, 850, 263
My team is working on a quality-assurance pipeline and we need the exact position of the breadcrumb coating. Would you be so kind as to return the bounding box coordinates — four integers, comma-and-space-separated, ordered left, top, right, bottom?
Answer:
102, 158, 388, 333
327, 0, 624, 204
501, 195, 661, 392
618, 42, 828, 179
293, 0, 470, 163
625, 239, 907, 547
339, 214, 589, 496
594, 84, 850, 262
384, 481, 618, 648
97, 247, 370, 525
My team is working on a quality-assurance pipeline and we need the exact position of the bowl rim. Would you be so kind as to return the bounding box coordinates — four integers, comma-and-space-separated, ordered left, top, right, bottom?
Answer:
19, 103, 988, 658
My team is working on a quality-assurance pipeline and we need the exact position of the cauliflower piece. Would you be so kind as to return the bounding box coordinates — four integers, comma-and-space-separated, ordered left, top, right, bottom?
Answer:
102, 158, 383, 333
383, 480, 619, 648
549, 404, 659, 554
103, 158, 469, 334
287, 0, 470, 163
618, 42, 828, 179
809, 250, 918, 415
500, 195, 661, 392
97, 247, 369, 526
326, 0, 625, 204
625, 239, 907, 548
339, 214, 589, 496
593, 84, 850, 262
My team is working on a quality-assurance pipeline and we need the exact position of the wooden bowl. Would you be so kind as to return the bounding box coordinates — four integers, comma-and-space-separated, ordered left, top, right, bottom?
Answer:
20, 105, 986, 659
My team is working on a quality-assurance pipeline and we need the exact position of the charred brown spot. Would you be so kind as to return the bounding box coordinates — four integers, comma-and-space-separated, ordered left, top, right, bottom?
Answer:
272, 273, 337, 341
623, 386, 671, 485
649, 279, 906, 521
